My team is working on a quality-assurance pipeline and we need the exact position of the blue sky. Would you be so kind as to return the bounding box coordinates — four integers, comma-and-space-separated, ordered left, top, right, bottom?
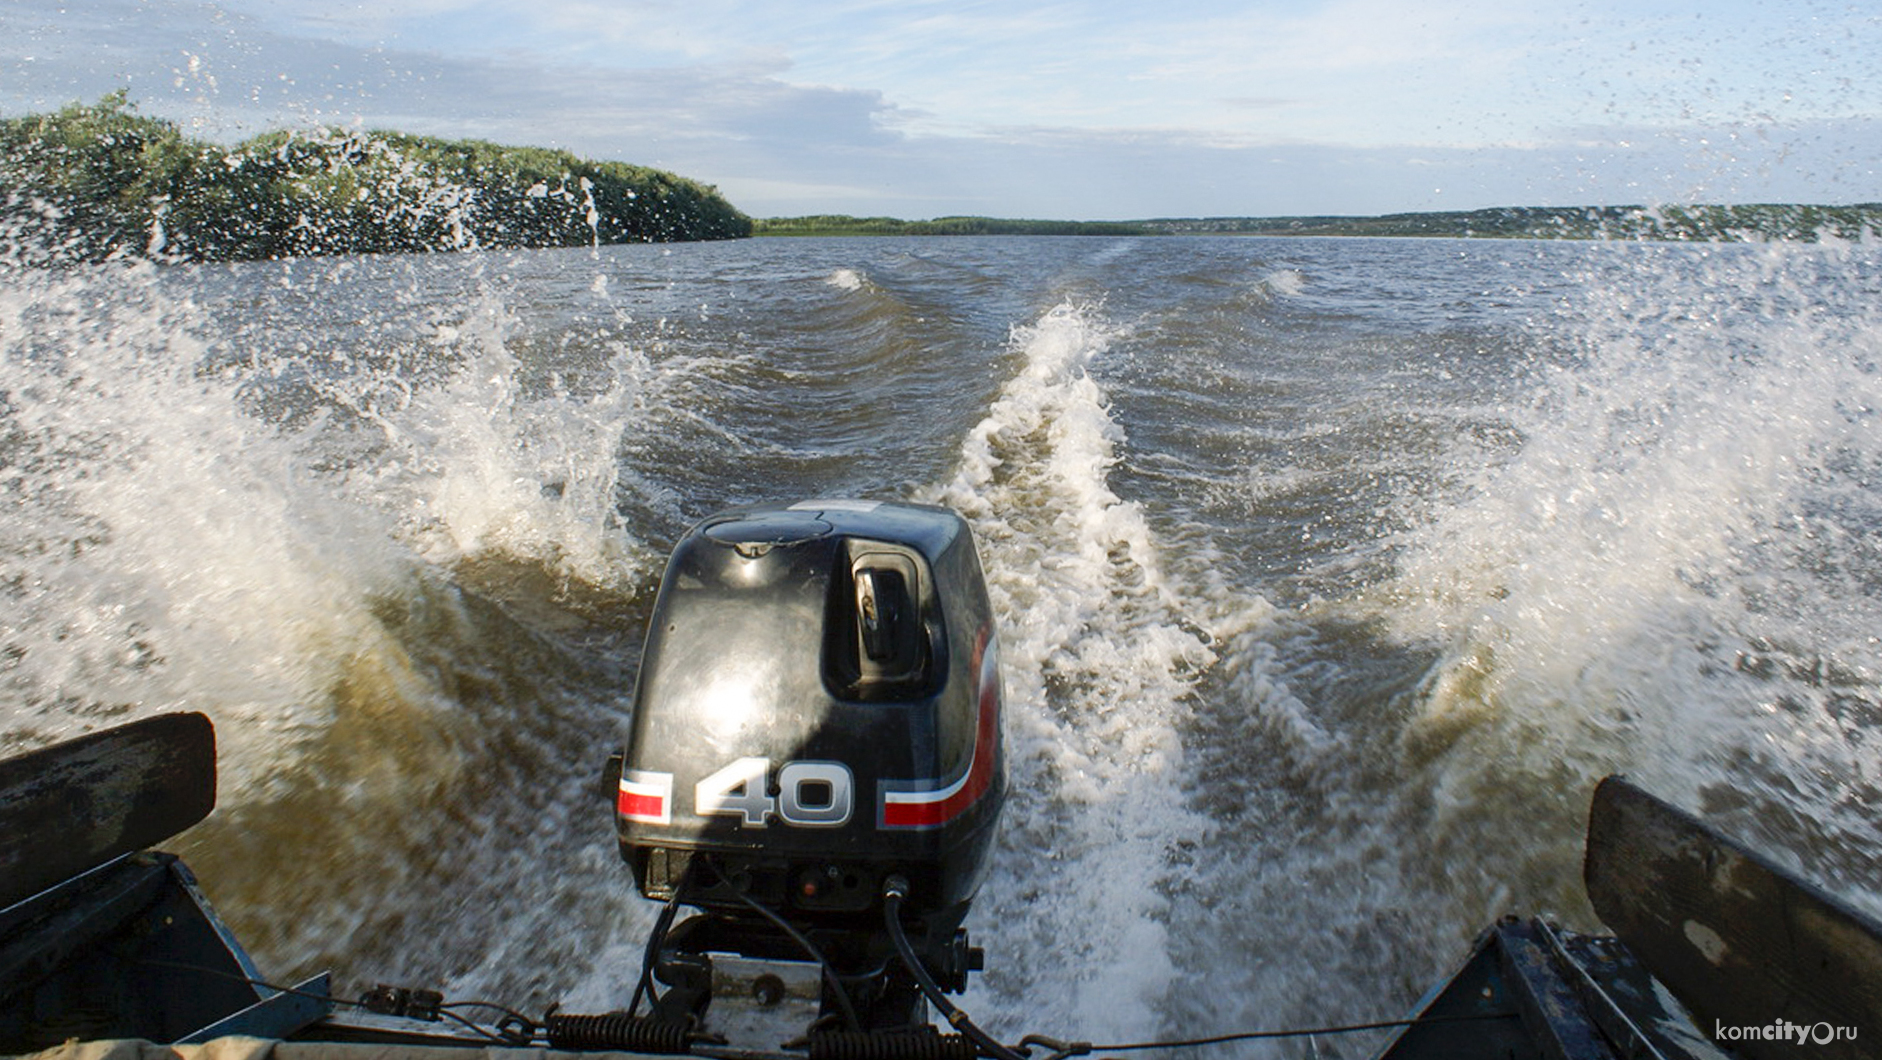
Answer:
4, 0, 1879, 219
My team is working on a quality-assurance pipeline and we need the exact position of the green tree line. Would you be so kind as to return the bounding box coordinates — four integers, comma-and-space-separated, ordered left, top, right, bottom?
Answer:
1141, 204, 1882, 241
761, 205, 1882, 242
755, 215, 1152, 237
0, 93, 751, 264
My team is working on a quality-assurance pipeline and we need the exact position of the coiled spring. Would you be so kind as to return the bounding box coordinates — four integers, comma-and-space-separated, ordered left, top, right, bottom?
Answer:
545, 1011, 693, 1054
808, 1027, 979, 1060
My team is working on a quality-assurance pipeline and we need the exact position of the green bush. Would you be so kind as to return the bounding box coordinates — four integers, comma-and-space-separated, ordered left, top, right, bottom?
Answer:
0, 94, 751, 263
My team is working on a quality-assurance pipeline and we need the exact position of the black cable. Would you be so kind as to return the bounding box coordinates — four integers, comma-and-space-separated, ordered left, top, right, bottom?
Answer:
881, 877, 1024, 1060
432, 1008, 526, 1045
723, 871, 864, 1032
629, 859, 695, 1018
442, 1001, 549, 1039
1069, 1010, 1520, 1052
441, 999, 533, 1018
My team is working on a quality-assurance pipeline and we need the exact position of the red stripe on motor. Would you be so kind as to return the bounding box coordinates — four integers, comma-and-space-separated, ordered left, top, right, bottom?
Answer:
618, 790, 667, 821
882, 630, 1000, 828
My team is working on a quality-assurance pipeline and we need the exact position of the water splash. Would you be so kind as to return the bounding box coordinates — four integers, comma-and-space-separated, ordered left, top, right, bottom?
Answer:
0, 245, 667, 1000
332, 292, 655, 591
0, 257, 416, 791
1379, 239, 1882, 904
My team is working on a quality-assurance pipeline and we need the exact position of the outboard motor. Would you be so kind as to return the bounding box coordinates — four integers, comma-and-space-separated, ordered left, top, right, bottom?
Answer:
612, 499, 1005, 1044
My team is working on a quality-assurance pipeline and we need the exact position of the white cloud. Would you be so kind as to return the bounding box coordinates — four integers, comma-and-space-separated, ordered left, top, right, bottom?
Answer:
2, 0, 1878, 218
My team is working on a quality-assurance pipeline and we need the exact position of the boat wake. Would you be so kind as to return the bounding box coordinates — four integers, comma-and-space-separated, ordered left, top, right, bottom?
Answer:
6, 233, 1881, 1051
922, 303, 1223, 1041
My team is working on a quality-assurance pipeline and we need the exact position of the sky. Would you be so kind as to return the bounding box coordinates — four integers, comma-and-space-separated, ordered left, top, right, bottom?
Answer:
3, 0, 1879, 219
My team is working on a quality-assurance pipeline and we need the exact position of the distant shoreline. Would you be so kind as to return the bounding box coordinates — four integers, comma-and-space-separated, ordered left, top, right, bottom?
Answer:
757, 205, 1882, 242
8, 96, 1876, 260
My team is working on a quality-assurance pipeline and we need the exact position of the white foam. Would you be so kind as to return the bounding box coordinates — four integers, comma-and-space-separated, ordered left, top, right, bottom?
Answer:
922, 303, 1215, 1040
0, 251, 666, 803
827, 267, 868, 291
340, 291, 656, 589
1378, 240, 1882, 838
1260, 268, 1307, 298
0, 259, 419, 799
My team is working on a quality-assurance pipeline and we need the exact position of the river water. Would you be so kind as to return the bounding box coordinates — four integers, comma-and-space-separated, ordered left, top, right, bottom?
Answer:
3, 233, 1880, 1054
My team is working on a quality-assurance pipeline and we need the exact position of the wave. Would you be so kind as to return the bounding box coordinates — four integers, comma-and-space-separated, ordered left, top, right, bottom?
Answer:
11, 233, 1881, 1041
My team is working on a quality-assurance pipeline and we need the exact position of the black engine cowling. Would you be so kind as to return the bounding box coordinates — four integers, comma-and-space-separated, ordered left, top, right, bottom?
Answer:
615, 499, 1005, 934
